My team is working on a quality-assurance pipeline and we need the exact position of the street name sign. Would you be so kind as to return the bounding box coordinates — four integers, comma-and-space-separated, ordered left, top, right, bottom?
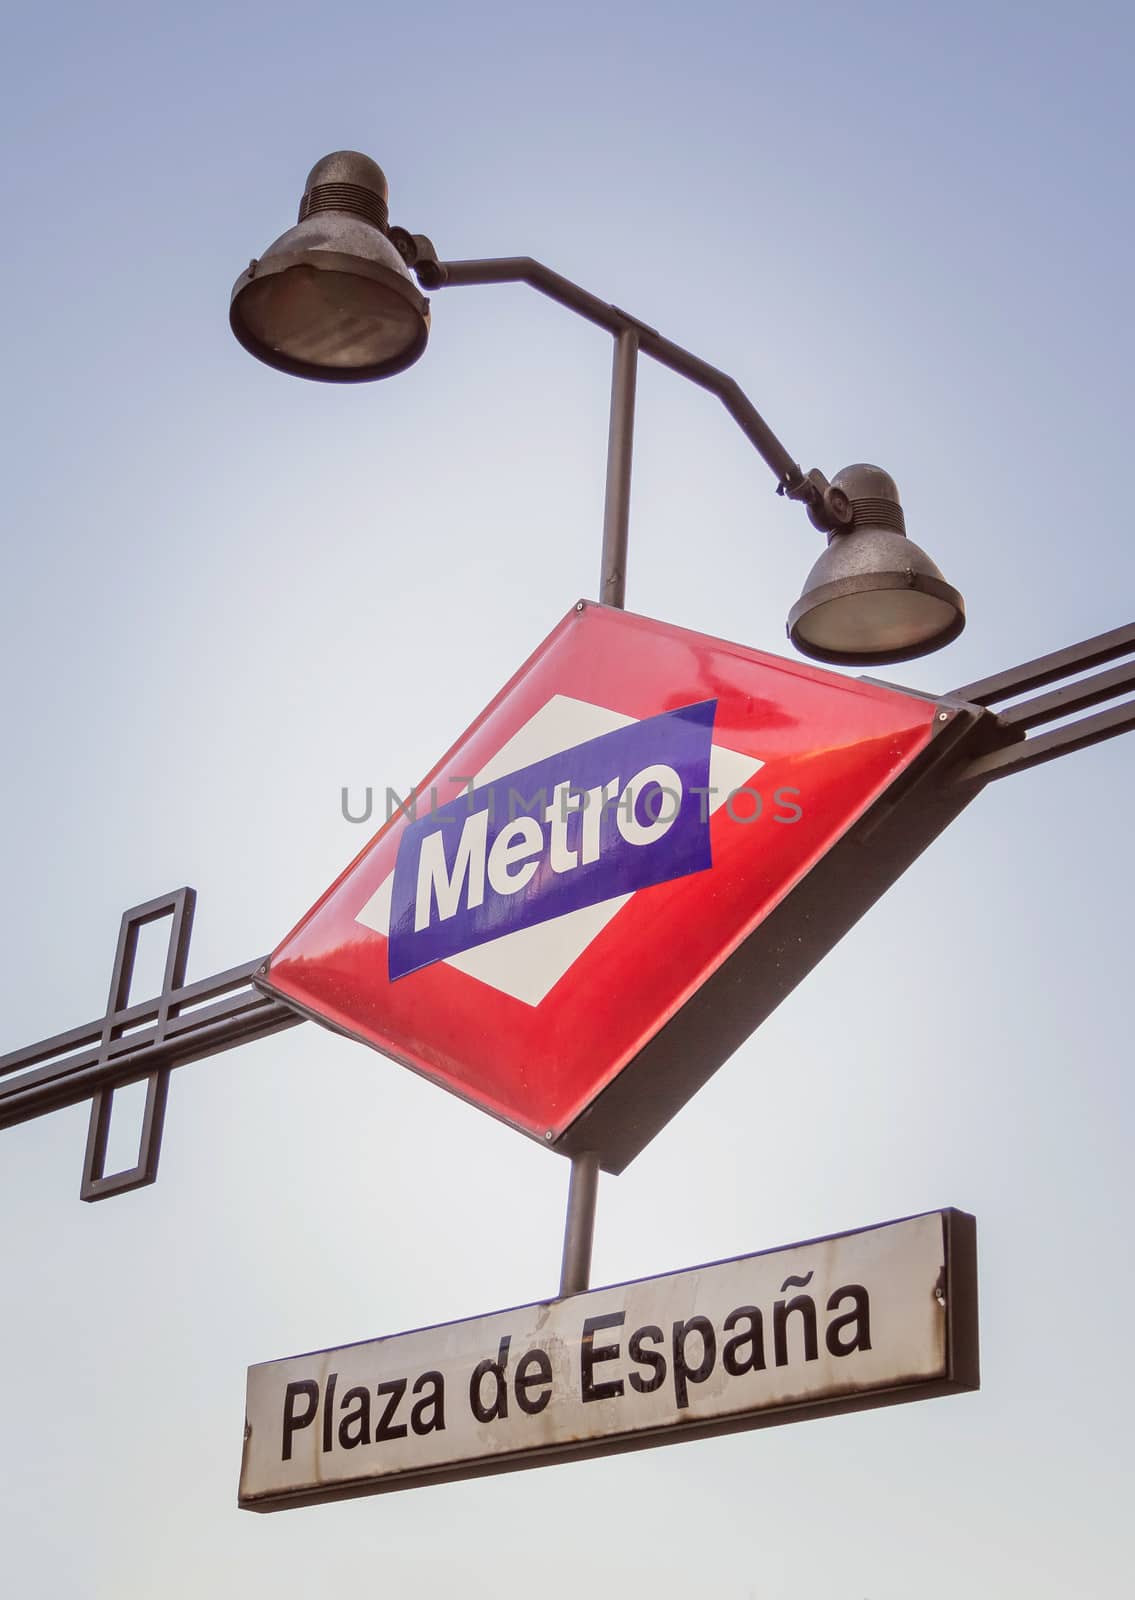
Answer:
239, 1208, 978, 1510
259, 603, 977, 1169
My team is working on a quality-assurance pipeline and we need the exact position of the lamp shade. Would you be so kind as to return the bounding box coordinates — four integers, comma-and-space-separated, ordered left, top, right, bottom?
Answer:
787, 466, 965, 665
230, 153, 429, 382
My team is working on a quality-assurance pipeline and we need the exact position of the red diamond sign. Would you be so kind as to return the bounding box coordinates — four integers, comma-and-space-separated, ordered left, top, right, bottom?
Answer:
260, 603, 961, 1169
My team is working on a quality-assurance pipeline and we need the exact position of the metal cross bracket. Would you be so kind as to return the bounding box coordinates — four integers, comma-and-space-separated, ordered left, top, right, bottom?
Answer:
0, 888, 302, 1200
3, 618, 1134, 1209
80, 887, 193, 1199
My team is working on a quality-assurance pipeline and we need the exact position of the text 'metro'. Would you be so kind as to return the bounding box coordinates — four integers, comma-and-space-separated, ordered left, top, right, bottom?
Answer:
388, 701, 716, 979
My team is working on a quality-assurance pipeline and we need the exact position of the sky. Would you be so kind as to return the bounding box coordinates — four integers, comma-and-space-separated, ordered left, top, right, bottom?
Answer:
2, 0, 1133, 1595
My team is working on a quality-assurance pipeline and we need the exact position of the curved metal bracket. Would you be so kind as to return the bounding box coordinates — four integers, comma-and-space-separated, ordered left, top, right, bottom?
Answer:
410, 253, 848, 540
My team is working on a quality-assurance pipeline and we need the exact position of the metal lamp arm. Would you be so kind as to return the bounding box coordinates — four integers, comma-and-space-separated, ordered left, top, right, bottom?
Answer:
404, 249, 849, 534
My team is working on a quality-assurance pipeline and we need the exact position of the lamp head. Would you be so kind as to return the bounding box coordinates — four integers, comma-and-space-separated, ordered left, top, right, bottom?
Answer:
230, 152, 430, 382
787, 465, 965, 665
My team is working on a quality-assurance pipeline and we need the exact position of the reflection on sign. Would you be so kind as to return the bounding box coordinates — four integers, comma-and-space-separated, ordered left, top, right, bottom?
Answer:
240, 1210, 978, 1510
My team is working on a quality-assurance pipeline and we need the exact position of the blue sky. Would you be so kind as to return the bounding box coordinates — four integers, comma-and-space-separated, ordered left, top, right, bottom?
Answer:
2, 2, 1133, 1596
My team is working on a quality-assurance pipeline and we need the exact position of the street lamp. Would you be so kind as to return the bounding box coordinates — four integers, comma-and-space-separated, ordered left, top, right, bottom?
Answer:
230, 151, 965, 666
229, 152, 430, 381
788, 465, 966, 665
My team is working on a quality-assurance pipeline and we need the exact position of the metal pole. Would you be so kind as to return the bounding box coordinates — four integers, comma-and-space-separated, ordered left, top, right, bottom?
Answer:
558, 1150, 600, 1297
600, 328, 638, 608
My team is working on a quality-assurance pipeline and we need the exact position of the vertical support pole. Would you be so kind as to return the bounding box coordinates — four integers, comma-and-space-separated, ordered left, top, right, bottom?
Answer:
562, 324, 634, 1294
599, 327, 639, 609
559, 1150, 601, 1297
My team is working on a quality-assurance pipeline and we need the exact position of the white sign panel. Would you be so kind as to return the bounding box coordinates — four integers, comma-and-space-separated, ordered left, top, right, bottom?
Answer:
240, 1209, 977, 1510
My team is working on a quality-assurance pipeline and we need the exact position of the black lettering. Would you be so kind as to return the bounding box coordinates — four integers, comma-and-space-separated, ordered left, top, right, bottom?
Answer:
281, 1379, 319, 1462
581, 1312, 625, 1402
772, 785, 803, 824
321, 1372, 338, 1453
774, 1296, 819, 1366
374, 1378, 408, 1442
469, 1336, 511, 1423
722, 1305, 766, 1375
514, 1348, 554, 1415
337, 1385, 371, 1450
411, 1370, 446, 1434
826, 1285, 872, 1356
628, 1324, 666, 1394
671, 1316, 716, 1408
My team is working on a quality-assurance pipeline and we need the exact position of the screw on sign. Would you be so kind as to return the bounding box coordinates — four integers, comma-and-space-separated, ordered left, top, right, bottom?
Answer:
258, 601, 970, 1171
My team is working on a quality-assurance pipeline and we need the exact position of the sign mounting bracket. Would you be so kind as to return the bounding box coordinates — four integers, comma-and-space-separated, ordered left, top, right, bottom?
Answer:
947, 620, 1135, 786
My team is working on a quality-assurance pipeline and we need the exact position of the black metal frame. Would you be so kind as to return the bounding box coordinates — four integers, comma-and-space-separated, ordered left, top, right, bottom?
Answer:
0, 890, 300, 1200
949, 620, 1135, 785
80, 887, 192, 1200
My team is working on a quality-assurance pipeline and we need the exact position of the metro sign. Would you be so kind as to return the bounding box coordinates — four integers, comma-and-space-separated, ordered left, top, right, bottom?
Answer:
260, 603, 974, 1169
